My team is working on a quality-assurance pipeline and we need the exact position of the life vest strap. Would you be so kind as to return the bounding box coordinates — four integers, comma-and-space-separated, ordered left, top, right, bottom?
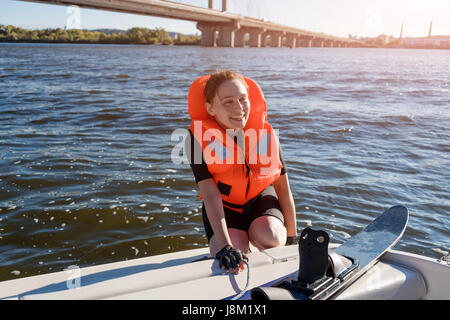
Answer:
222, 197, 258, 212
222, 200, 246, 210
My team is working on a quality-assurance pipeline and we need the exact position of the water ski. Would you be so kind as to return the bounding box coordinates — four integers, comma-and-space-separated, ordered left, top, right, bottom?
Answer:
250, 205, 409, 300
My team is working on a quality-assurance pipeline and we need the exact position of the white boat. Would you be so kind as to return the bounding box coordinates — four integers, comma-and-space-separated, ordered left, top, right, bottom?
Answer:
0, 243, 448, 300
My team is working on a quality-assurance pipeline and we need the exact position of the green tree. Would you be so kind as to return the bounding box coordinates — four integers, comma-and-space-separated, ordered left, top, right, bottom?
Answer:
0, 24, 195, 45
175, 33, 200, 45
127, 27, 146, 44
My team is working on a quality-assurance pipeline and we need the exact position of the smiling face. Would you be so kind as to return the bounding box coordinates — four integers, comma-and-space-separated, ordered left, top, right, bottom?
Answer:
206, 79, 250, 131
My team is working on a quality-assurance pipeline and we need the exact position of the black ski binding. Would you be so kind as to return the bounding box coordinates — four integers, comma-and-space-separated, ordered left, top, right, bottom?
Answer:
252, 227, 359, 300
250, 206, 409, 301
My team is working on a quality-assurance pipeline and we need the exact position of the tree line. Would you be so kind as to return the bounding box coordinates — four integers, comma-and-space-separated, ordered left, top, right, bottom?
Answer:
0, 25, 200, 45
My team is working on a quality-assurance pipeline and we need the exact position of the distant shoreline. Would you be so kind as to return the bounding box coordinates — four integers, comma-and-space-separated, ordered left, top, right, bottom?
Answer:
1, 24, 448, 49
0, 25, 200, 46
2, 41, 449, 50
0, 41, 198, 46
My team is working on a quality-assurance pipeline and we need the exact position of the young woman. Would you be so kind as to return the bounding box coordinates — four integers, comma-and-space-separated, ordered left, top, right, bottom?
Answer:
186, 70, 298, 274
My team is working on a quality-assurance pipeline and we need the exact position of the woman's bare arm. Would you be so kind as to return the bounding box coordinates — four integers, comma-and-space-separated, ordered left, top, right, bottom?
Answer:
197, 178, 232, 254
273, 173, 298, 238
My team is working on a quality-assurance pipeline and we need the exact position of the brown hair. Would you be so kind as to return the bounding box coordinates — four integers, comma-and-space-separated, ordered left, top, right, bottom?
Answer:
204, 70, 249, 103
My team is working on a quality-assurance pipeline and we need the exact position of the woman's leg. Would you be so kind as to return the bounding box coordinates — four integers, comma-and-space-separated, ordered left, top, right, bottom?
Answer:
248, 215, 287, 251
209, 228, 250, 256
246, 185, 287, 250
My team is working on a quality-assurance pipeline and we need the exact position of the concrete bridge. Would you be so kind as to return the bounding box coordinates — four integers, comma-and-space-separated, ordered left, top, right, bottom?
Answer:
19, 0, 361, 48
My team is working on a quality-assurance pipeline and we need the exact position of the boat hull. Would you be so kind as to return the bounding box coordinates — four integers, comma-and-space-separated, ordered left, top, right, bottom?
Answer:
0, 244, 448, 300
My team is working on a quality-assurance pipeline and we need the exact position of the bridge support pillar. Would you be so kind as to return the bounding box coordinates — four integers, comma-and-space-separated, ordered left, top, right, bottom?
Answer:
248, 28, 264, 47
260, 31, 269, 48
197, 23, 217, 47
222, 0, 227, 12
217, 21, 240, 47
314, 39, 324, 48
217, 25, 235, 47
234, 28, 247, 47
285, 33, 297, 48
298, 36, 313, 48
269, 31, 283, 48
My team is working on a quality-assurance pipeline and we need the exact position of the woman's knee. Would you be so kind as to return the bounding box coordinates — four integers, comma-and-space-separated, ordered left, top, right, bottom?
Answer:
248, 216, 286, 249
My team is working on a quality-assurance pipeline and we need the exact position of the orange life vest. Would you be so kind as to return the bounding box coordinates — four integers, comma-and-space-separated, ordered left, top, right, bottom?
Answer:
188, 75, 282, 212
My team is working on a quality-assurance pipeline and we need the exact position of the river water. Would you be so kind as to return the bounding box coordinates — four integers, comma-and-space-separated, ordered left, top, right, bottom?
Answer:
0, 43, 449, 282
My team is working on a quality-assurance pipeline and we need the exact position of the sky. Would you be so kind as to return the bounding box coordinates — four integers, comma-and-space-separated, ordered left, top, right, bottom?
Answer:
1, 0, 449, 38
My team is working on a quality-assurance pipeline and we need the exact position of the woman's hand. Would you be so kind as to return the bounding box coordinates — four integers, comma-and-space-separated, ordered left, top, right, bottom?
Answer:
215, 245, 246, 275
